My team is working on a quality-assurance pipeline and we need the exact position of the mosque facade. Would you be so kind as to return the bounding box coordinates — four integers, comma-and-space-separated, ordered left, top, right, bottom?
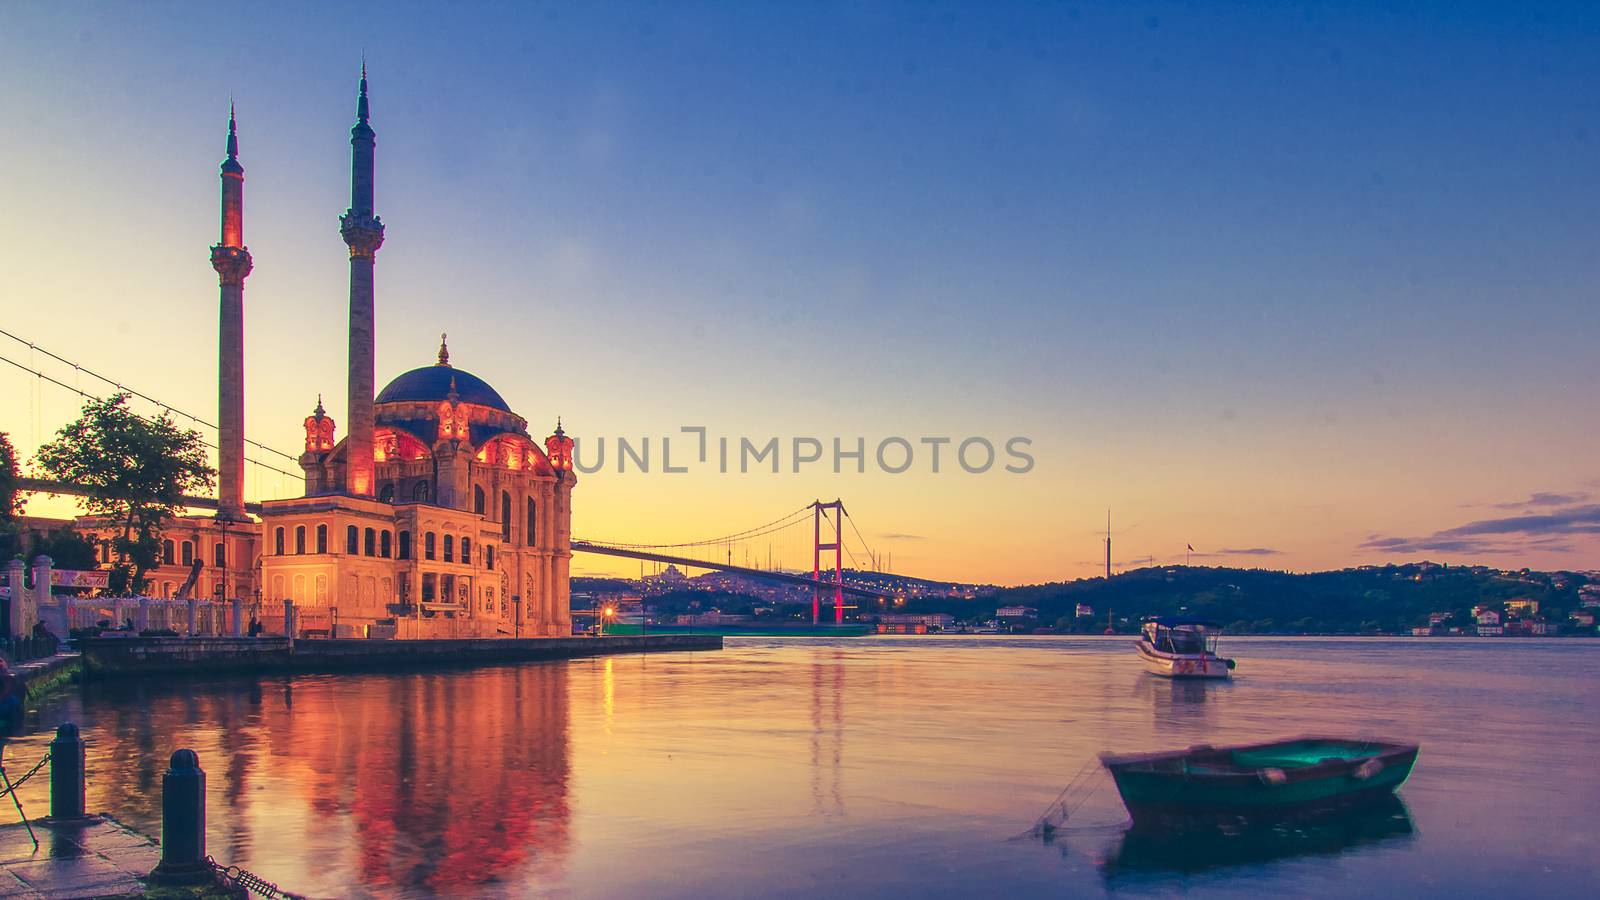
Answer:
79, 72, 575, 639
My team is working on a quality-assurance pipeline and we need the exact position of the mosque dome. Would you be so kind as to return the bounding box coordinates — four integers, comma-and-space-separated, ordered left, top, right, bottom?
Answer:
375, 334, 511, 412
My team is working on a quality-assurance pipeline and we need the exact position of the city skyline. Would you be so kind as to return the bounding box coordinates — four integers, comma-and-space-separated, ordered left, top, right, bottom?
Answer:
4, 2, 1599, 585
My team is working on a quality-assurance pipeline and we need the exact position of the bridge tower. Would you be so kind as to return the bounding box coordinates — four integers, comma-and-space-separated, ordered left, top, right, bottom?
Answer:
812, 500, 845, 625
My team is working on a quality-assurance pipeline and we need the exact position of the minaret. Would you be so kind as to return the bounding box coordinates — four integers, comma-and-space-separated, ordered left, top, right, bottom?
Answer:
211, 105, 252, 521
340, 64, 384, 496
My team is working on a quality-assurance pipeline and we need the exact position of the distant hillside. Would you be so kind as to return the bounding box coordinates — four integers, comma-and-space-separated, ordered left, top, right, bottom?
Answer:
959, 563, 1593, 633
573, 563, 1595, 634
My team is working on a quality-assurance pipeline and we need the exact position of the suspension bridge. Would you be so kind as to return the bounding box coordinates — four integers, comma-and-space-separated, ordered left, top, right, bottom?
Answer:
3, 328, 895, 624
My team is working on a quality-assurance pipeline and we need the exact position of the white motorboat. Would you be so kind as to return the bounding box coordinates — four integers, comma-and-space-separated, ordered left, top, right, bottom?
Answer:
1137, 617, 1235, 679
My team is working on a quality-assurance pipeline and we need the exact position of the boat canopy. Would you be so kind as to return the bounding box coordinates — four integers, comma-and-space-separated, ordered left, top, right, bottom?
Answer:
1148, 616, 1222, 628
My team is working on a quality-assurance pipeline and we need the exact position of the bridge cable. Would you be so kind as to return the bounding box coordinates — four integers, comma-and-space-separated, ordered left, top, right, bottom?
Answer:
0, 352, 305, 482
579, 503, 814, 550
843, 508, 878, 572
0, 328, 302, 463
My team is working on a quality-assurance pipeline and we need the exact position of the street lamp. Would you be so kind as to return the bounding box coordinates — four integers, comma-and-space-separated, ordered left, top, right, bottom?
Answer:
600, 604, 616, 636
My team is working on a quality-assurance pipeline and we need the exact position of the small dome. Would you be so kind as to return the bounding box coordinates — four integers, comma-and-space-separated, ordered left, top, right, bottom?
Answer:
376, 365, 511, 412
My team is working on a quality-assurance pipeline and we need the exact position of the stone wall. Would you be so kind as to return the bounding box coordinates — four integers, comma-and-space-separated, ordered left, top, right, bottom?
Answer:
76, 634, 720, 678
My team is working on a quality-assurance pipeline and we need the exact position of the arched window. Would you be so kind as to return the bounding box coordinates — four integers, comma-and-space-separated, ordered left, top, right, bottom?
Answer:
461, 537, 472, 565
364, 527, 377, 556
214, 542, 225, 568
474, 486, 486, 515
424, 532, 436, 560
316, 524, 328, 554
274, 528, 285, 556
379, 483, 395, 503
295, 525, 306, 555
381, 530, 392, 558
399, 530, 412, 560
413, 481, 430, 502
527, 499, 537, 544
346, 525, 359, 555
486, 545, 495, 571
162, 539, 175, 565
501, 491, 512, 541
181, 541, 194, 566
443, 534, 454, 563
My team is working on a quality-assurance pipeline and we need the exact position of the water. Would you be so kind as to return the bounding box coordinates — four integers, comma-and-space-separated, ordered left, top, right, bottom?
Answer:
10, 636, 1599, 898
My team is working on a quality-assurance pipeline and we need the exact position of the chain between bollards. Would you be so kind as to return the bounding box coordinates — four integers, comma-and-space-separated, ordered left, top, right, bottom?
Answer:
207, 856, 308, 899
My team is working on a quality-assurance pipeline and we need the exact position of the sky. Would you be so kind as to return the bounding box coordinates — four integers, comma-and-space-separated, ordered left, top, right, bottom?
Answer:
2, 1, 1598, 585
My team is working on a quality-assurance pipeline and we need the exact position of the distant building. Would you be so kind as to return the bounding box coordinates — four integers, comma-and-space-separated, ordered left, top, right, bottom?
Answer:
1505, 598, 1539, 618
1569, 610, 1596, 627
878, 613, 953, 629
876, 622, 928, 635
650, 565, 689, 587
674, 612, 751, 626
994, 605, 1037, 619
1475, 610, 1501, 626
1075, 603, 1095, 618
1476, 624, 1503, 637
1428, 611, 1452, 626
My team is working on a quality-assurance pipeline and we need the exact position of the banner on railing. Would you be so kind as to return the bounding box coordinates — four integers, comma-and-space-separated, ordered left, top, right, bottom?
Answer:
51, 569, 110, 589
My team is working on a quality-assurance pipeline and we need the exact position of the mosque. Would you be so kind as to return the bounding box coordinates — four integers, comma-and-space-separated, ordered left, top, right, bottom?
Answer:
78, 71, 575, 638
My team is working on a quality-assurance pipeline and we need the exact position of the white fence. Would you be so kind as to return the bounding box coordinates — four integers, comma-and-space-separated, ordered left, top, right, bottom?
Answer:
38, 596, 240, 638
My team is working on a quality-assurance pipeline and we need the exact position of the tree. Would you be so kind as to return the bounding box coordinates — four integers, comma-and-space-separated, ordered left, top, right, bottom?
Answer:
34, 394, 213, 595
0, 431, 22, 560
26, 527, 97, 571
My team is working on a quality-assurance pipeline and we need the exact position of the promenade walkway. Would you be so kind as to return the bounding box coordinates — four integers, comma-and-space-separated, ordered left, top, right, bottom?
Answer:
0, 816, 156, 899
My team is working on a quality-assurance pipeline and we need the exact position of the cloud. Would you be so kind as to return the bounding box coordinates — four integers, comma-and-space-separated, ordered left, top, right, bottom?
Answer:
1359, 502, 1600, 556
1492, 491, 1592, 509
879, 532, 925, 541
1182, 547, 1284, 559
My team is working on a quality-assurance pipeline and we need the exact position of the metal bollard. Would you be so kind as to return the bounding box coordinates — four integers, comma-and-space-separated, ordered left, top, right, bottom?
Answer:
151, 749, 209, 883
48, 723, 87, 819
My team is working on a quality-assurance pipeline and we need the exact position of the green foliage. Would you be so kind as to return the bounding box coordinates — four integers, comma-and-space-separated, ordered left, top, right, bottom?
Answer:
33, 394, 213, 595
26, 527, 97, 570
937, 563, 1591, 634
0, 431, 20, 523
0, 431, 21, 560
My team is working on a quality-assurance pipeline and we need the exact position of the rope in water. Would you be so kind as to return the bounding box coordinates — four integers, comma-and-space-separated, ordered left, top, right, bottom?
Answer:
1026, 755, 1115, 837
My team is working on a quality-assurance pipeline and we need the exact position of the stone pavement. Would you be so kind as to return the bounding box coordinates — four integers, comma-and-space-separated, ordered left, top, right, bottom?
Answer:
0, 816, 156, 899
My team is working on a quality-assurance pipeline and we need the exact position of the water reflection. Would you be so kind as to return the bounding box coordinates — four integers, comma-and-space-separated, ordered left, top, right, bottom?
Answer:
1101, 795, 1416, 884
11, 637, 1599, 898
53, 666, 572, 896
809, 652, 845, 817
1136, 672, 1225, 729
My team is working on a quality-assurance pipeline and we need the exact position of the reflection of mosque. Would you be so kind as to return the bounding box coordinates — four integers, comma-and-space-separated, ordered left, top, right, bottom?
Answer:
54, 667, 572, 894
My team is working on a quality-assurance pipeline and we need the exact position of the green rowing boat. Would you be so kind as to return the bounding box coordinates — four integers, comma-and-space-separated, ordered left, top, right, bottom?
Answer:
1100, 736, 1418, 825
